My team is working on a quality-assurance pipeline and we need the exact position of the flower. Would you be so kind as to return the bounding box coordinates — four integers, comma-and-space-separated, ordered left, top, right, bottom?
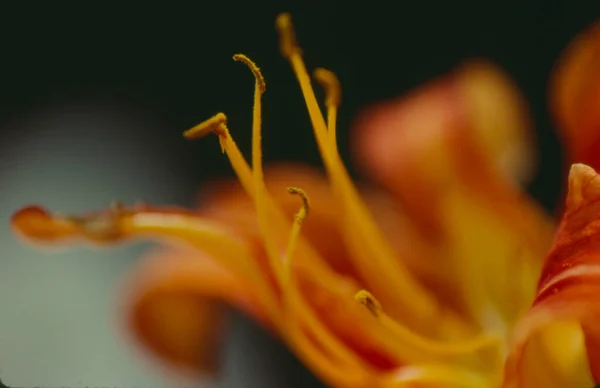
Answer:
9, 13, 600, 388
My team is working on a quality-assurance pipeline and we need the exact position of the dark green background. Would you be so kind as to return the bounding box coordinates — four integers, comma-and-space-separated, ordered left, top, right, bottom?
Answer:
0, 0, 597, 386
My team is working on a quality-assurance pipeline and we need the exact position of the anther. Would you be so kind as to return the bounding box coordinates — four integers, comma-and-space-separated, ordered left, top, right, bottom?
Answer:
233, 54, 266, 94
183, 113, 228, 140
183, 113, 229, 153
287, 187, 310, 223
275, 13, 301, 59
313, 68, 341, 108
355, 290, 382, 317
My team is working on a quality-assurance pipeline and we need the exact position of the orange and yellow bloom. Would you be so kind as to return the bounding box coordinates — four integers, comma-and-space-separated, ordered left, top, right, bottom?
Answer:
10, 13, 600, 388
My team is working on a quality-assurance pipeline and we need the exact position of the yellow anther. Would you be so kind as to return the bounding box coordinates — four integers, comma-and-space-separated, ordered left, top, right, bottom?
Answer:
233, 54, 266, 94
275, 13, 301, 59
183, 113, 228, 140
355, 290, 382, 317
313, 67, 340, 147
313, 68, 341, 108
183, 113, 229, 153
287, 187, 310, 223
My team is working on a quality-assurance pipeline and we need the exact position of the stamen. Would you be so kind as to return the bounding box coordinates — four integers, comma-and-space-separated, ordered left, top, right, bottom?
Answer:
313, 68, 341, 147
313, 68, 341, 109
354, 289, 502, 370
281, 187, 308, 316
184, 79, 333, 292
11, 203, 283, 324
185, 113, 257, 196
287, 187, 310, 221
233, 53, 287, 285
281, 187, 365, 369
282, 186, 310, 287
276, 12, 438, 326
275, 13, 301, 60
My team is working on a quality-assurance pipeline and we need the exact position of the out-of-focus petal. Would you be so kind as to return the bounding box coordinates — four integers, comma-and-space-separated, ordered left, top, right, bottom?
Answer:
121, 246, 265, 376
504, 164, 600, 387
10, 204, 277, 375
352, 60, 554, 327
355, 60, 536, 190
551, 21, 600, 169
455, 60, 537, 184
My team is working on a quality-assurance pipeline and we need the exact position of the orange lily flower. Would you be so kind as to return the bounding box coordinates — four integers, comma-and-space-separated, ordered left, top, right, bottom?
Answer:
10, 13, 600, 388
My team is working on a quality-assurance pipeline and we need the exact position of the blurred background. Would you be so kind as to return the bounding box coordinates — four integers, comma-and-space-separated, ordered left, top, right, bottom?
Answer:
0, 0, 597, 387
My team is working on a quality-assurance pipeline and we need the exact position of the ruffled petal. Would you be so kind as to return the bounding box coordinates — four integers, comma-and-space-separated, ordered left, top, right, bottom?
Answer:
504, 164, 600, 387
9, 202, 401, 386
121, 246, 262, 375
352, 60, 554, 328
551, 21, 600, 169
125, 243, 404, 387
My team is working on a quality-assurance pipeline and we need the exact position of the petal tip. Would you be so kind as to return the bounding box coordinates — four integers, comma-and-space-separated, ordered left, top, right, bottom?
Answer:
566, 163, 600, 211
11, 205, 72, 244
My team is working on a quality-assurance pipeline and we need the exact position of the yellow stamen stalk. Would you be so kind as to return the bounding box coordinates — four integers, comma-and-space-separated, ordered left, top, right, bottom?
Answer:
180, 15, 508, 382
282, 187, 368, 368
232, 54, 288, 286
283, 186, 310, 274
185, 57, 372, 369
184, 113, 253, 193
276, 12, 439, 328
355, 289, 503, 383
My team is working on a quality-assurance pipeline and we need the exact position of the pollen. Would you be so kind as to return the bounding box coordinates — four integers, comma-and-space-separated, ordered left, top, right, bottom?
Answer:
183, 112, 227, 140
355, 290, 382, 317
314, 67, 341, 147
287, 186, 310, 222
282, 186, 309, 299
233, 54, 266, 94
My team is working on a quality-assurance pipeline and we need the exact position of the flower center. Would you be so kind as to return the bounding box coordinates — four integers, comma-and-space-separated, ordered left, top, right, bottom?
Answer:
184, 12, 505, 383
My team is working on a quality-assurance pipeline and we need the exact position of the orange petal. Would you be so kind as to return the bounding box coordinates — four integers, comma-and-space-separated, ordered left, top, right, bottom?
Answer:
121, 246, 265, 376
353, 59, 539, 238
504, 164, 600, 387
551, 21, 600, 169
10, 203, 282, 374
352, 61, 554, 326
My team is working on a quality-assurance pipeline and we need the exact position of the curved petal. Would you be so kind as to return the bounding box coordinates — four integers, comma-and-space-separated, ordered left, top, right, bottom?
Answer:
121, 246, 262, 375
551, 21, 600, 169
9, 202, 404, 386
280, 263, 502, 388
352, 60, 554, 327
123, 242, 393, 386
504, 164, 600, 387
